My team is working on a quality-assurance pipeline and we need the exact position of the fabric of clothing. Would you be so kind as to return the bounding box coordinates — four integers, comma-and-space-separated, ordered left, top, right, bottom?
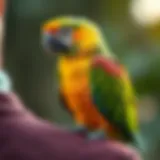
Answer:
0, 92, 141, 160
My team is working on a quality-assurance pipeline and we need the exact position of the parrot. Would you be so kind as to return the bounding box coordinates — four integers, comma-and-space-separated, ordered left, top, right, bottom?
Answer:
41, 16, 142, 148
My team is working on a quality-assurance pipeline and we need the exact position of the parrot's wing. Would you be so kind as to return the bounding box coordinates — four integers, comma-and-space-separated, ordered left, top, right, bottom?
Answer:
90, 56, 138, 141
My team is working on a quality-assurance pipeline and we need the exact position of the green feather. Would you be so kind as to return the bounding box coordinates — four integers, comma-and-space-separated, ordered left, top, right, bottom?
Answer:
90, 59, 138, 142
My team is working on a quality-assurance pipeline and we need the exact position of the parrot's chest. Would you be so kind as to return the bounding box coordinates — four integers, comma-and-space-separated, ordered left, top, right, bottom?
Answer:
57, 57, 106, 128
58, 58, 90, 95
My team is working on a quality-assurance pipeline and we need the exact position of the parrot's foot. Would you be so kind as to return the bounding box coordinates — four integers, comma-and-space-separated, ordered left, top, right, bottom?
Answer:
70, 125, 88, 135
87, 130, 106, 140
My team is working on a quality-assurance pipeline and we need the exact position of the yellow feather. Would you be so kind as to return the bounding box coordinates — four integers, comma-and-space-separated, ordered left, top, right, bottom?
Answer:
122, 71, 138, 132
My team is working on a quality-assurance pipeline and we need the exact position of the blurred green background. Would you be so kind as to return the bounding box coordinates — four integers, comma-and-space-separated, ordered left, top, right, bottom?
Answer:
4, 0, 160, 159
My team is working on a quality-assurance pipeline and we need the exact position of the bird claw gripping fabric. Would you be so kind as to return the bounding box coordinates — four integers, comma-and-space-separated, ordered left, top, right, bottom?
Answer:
70, 125, 88, 135
87, 130, 107, 140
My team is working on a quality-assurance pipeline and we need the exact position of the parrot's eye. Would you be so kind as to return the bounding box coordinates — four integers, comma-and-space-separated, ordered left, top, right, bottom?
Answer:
59, 27, 72, 36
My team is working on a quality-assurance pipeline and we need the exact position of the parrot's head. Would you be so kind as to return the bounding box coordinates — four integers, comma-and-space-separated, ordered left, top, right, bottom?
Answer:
41, 16, 109, 57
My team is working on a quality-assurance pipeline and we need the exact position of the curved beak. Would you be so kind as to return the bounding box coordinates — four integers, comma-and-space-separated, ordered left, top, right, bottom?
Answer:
42, 32, 71, 54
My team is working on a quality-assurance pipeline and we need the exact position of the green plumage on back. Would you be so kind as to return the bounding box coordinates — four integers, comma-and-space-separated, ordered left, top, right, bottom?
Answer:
90, 55, 138, 143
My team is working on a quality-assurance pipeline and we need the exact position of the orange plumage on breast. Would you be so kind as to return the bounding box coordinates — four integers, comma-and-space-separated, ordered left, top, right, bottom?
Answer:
57, 56, 107, 130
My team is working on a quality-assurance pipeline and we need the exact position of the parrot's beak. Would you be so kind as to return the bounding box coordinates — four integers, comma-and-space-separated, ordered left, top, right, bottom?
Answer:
42, 32, 71, 55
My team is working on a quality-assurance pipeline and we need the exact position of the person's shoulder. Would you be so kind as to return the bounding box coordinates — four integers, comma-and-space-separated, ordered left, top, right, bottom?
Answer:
79, 140, 141, 160
2, 112, 141, 160
0, 92, 141, 160
28, 122, 141, 160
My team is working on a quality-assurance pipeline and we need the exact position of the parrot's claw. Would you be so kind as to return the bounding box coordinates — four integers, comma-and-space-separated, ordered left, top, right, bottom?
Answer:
70, 125, 88, 135
87, 130, 106, 140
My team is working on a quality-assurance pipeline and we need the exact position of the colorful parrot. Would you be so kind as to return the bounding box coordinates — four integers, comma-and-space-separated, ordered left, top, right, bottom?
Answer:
41, 16, 142, 147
